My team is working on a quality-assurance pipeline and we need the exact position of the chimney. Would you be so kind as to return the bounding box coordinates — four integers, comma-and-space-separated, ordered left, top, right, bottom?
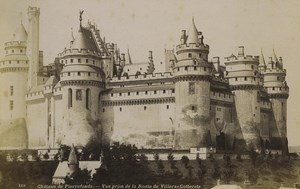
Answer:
148, 51, 153, 62
180, 30, 186, 44
238, 46, 244, 57
213, 57, 220, 72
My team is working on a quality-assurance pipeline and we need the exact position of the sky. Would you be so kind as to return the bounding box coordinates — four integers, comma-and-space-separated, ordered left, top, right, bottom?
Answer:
1, 0, 300, 146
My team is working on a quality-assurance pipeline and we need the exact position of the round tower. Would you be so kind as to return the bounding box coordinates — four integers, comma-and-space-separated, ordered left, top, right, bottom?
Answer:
262, 51, 289, 155
0, 22, 29, 120
224, 46, 261, 151
58, 24, 105, 147
173, 19, 213, 149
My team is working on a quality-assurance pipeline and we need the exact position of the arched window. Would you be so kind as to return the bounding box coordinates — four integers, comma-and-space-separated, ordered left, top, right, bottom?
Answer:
86, 88, 90, 109
68, 88, 72, 108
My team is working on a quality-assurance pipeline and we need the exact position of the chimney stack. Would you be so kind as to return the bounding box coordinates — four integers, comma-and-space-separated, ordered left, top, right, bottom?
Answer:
238, 46, 244, 57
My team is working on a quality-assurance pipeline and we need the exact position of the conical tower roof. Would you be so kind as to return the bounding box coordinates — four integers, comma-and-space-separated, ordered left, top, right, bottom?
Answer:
259, 49, 266, 68
68, 145, 78, 165
13, 22, 27, 42
273, 48, 279, 63
186, 17, 199, 45
71, 26, 98, 51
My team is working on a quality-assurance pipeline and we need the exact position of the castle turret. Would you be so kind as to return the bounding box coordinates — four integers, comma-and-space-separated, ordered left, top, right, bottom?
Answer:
262, 50, 289, 155
173, 18, 213, 149
58, 14, 105, 147
224, 46, 261, 150
0, 22, 29, 149
0, 22, 29, 120
27, 6, 40, 89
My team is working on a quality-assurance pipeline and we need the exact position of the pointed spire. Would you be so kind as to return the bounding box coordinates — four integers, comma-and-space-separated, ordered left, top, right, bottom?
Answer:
259, 49, 266, 69
273, 48, 279, 63
68, 144, 78, 165
186, 17, 199, 45
127, 48, 132, 64
13, 21, 28, 42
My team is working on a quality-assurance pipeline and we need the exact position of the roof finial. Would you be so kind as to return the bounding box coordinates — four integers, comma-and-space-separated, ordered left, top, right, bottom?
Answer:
79, 10, 84, 27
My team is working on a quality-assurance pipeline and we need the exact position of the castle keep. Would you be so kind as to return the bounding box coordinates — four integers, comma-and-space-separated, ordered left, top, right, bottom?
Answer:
0, 7, 289, 154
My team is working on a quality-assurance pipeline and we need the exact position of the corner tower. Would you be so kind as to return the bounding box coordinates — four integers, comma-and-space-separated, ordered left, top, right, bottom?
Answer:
27, 6, 40, 89
262, 50, 289, 155
173, 19, 213, 149
58, 14, 105, 147
224, 47, 261, 150
0, 22, 29, 148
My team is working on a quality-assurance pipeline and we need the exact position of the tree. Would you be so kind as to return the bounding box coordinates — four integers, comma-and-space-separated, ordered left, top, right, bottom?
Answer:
236, 153, 242, 162
249, 147, 258, 166
153, 153, 159, 163
167, 152, 176, 169
65, 168, 92, 185
157, 160, 165, 175
212, 161, 221, 179
197, 166, 206, 187
181, 156, 189, 168
20, 153, 28, 161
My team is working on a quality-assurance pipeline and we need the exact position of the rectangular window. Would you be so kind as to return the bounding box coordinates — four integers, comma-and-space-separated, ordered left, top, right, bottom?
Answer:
88, 72, 91, 76
189, 82, 195, 94
78, 59, 81, 63
177, 67, 180, 71
103, 108, 105, 112
136, 91, 139, 95
185, 66, 188, 71
154, 91, 157, 94
119, 93, 122, 96
235, 77, 238, 81
76, 90, 82, 101
120, 107, 122, 112
70, 59, 73, 63
188, 53, 192, 58
128, 92, 130, 96
163, 90, 166, 94
172, 89, 175, 93
204, 67, 207, 71
9, 100, 13, 110
192, 106, 195, 111
194, 67, 197, 70
10, 86, 13, 96
111, 93, 113, 97
86, 59, 89, 63
145, 91, 148, 95
68, 72, 70, 76
167, 105, 169, 109
78, 72, 81, 76
244, 77, 247, 81
144, 106, 147, 110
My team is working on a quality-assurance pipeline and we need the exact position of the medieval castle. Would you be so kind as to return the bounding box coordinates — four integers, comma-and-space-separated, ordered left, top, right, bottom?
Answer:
0, 6, 289, 154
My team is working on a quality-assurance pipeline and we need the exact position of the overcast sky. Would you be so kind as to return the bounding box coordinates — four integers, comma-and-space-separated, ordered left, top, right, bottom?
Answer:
1, 0, 300, 146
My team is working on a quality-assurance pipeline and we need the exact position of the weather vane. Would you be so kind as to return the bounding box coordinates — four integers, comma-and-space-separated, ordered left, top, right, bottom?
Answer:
79, 10, 84, 27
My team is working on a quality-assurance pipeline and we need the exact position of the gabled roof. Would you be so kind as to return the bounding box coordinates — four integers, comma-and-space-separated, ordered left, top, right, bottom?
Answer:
45, 76, 58, 86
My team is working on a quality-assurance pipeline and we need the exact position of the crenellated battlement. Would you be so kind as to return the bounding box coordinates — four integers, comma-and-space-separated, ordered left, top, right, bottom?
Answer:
110, 72, 173, 82
4, 41, 27, 48
58, 48, 104, 58
225, 55, 259, 63
263, 68, 286, 75
176, 43, 209, 53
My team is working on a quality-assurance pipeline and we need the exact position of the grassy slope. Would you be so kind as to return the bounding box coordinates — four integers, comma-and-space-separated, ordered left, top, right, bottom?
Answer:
148, 159, 300, 189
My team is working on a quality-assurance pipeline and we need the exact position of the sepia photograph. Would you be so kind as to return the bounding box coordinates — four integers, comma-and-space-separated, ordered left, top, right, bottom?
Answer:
0, 0, 300, 188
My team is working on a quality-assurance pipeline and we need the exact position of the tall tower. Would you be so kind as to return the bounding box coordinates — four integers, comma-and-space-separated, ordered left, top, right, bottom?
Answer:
224, 47, 261, 150
262, 50, 289, 155
0, 22, 29, 148
27, 6, 40, 89
173, 19, 213, 149
58, 15, 105, 147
